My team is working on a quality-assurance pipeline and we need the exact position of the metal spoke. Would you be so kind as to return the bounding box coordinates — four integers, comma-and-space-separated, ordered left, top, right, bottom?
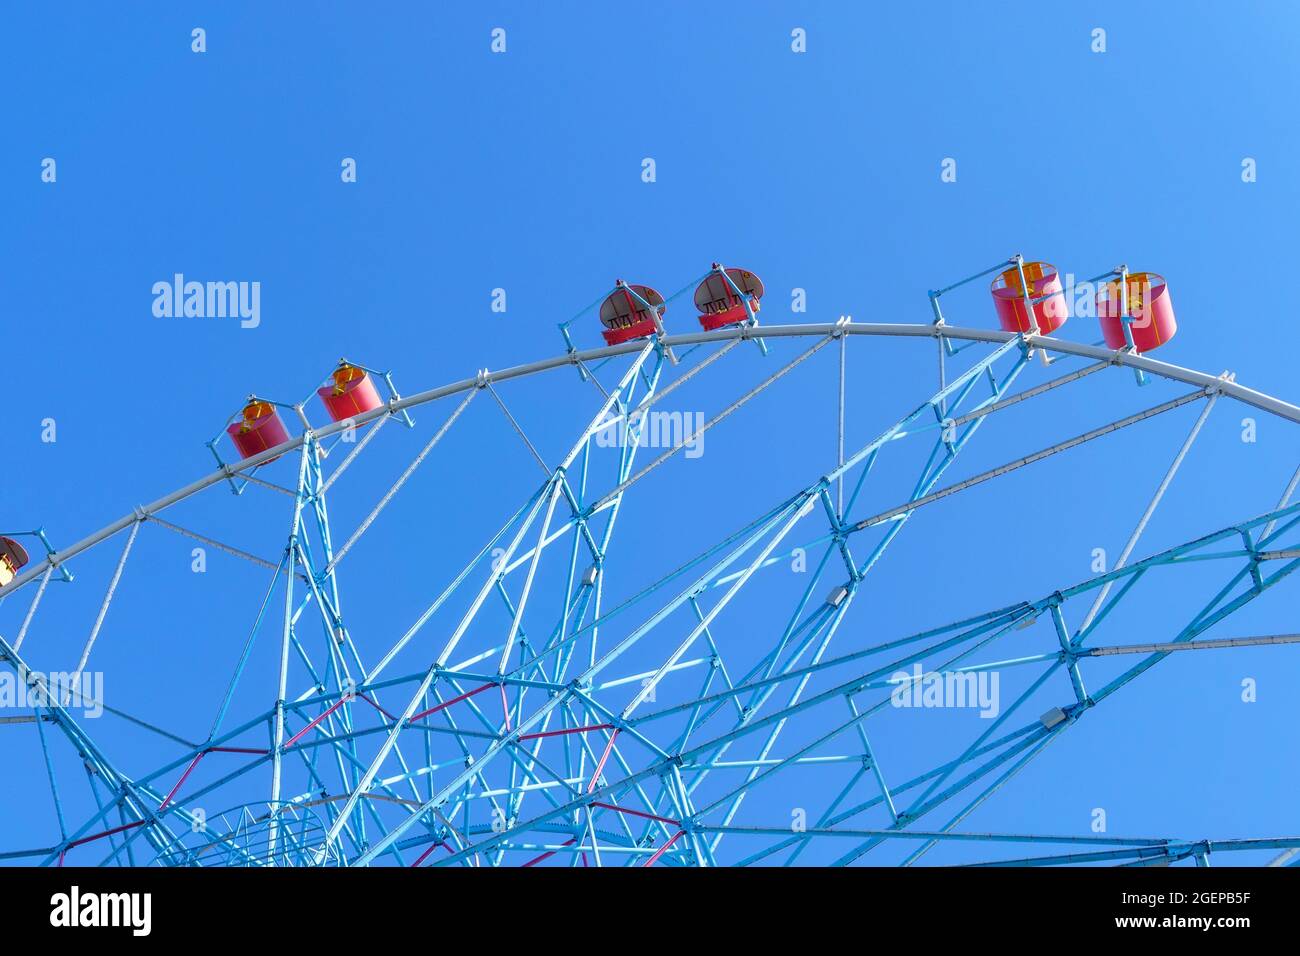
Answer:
5, 318, 1298, 868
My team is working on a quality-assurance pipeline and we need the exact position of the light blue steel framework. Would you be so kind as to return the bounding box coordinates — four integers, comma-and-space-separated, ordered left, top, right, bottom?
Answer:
3, 265, 1300, 867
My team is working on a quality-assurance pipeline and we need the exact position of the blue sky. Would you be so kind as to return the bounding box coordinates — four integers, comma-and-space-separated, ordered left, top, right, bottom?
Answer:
3, 2, 1300, 866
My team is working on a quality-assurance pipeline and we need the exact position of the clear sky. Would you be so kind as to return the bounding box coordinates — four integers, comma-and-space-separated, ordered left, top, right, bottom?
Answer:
3, 2, 1300, 866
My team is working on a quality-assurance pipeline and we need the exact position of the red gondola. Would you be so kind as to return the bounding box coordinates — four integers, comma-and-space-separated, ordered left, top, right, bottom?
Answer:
600, 281, 665, 346
1096, 272, 1177, 353
0, 536, 29, 588
226, 399, 290, 460
695, 265, 764, 331
317, 362, 384, 423
990, 261, 1068, 335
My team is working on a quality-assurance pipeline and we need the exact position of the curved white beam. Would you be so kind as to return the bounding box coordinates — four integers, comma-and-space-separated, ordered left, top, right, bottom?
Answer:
3, 321, 1297, 598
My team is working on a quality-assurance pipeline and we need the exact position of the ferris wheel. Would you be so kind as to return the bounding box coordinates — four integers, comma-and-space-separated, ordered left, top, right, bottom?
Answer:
3, 253, 1299, 868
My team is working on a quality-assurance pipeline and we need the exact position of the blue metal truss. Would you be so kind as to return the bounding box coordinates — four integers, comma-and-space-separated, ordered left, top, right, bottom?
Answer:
3, 306, 1300, 868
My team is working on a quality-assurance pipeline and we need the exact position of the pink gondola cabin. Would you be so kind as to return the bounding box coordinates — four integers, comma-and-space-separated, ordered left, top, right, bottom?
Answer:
600, 281, 665, 346
226, 399, 290, 460
0, 536, 29, 588
695, 265, 765, 331
990, 261, 1068, 335
1096, 271, 1177, 353
318, 363, 384, 423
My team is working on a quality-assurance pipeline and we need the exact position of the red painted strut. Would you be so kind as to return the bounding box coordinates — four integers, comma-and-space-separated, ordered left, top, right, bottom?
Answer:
643, 831, 685, 867
408, 682, 495, 722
